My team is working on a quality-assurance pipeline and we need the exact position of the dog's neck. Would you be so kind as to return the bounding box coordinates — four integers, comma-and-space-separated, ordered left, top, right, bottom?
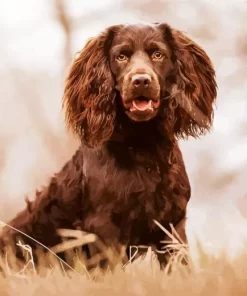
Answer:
110, 117, 173, 148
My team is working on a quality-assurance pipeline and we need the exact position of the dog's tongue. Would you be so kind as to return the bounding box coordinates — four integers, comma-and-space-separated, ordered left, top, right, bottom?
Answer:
132, 99, 152, 111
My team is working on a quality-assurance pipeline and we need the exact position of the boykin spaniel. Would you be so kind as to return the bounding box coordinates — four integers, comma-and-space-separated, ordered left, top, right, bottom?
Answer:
0, 23, 217, 270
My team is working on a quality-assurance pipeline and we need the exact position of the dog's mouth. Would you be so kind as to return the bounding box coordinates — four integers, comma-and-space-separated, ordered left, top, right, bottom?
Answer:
129, 96, 160, 112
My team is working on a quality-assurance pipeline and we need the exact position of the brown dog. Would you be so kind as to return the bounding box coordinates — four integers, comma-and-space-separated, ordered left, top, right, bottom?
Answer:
0, 23, 217, 270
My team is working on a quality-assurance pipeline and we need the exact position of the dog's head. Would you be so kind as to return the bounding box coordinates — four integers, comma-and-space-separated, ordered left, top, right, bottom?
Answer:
109, 24, 173, 122
63, 23, 217, 147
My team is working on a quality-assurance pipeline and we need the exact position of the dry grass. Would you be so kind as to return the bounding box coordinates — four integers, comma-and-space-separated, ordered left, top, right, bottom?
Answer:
1, 220, 247, 295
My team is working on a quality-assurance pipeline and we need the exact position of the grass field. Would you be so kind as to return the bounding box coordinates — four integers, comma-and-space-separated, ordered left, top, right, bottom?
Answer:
1, 220, 247, 296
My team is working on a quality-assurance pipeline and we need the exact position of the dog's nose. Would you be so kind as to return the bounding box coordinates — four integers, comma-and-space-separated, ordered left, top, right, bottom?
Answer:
132, 74, 151, 89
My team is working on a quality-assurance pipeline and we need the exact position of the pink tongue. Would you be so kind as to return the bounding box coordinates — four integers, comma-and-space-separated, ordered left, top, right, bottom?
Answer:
133, 100, 150, 111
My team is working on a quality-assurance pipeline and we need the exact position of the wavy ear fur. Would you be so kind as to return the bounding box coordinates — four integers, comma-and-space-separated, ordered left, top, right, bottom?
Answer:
63, 25, 122, 148
159, 23, 217, 138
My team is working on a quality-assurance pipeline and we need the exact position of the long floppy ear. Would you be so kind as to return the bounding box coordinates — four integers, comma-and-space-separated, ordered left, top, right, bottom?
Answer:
158, 23, 217, 138
63, 25, 122, 148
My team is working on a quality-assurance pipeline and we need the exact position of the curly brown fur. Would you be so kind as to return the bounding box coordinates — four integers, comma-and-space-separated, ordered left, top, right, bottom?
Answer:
0, 23, 217, 272
63, 25, 122, 148
160, 24, 217, 138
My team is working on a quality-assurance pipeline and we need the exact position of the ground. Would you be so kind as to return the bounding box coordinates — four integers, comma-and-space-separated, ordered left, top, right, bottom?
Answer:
1, 221, 247, 296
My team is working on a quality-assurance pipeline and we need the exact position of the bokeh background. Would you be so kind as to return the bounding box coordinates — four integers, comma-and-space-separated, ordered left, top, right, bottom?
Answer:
0, 0, 247, 262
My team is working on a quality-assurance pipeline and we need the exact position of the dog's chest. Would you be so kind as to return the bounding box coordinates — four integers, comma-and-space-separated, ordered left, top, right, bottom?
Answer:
82, 143, 171, 219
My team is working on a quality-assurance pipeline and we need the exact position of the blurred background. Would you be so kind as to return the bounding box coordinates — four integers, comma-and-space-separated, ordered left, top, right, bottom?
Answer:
0, 0, 247, 261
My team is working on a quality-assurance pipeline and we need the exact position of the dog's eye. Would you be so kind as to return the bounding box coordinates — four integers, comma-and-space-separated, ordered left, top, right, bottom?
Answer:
116, 54, 127, 61
152, 51, 163, 60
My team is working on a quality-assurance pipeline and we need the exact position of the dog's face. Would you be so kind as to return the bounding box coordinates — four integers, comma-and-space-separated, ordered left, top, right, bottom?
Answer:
109, 25, 173, 122
63, 23, 217, 147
